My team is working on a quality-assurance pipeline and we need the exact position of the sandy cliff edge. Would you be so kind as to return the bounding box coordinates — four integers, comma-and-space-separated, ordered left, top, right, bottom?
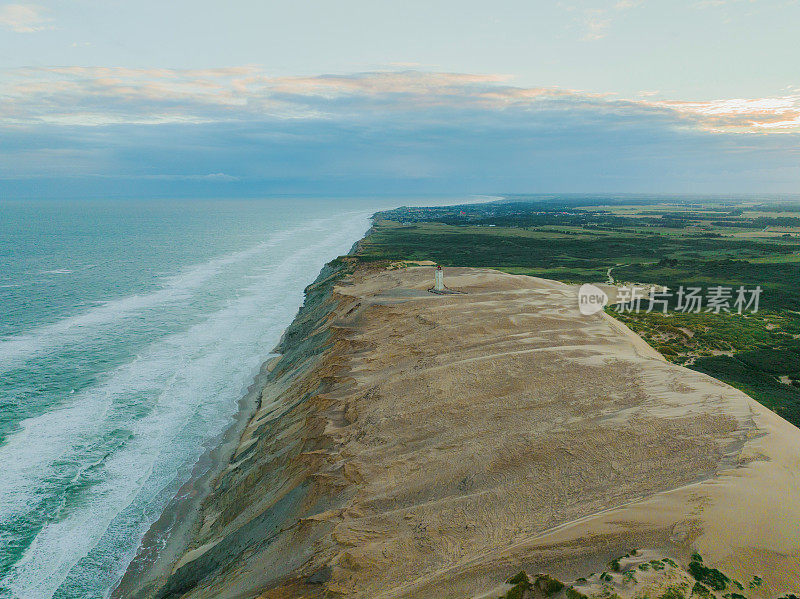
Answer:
116, 265, 800, 599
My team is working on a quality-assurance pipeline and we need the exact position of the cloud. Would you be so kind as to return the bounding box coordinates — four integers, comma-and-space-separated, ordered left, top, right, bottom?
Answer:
0, 3, 52, 33
694, 0, 728, 6
1, 68, 799, 197
647, 95, 800, 132
614, 0, 642, 8
562, 0, 643, 40
692, 0, 760, 7
1, 67, 797, 135
3, 108, 798, 198
583, 13, 612, 40
0, 68, 543, 126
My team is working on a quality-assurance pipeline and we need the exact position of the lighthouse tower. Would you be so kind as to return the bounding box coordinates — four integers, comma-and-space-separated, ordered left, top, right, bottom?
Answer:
434, 265, 445, 291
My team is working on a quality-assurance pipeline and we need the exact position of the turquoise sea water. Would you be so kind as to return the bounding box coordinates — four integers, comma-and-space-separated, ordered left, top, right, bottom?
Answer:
0, 197, 468, 599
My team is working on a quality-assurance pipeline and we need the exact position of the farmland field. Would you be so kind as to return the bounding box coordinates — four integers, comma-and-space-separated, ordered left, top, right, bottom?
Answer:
357, 196, 800, 427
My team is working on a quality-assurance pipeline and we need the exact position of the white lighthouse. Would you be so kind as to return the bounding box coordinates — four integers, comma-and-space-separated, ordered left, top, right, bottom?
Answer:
434, 265, 445, 291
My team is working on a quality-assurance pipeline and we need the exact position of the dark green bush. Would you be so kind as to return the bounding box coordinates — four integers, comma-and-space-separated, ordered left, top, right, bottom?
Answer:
688, 561, 729, 590
534, 574, 565, 596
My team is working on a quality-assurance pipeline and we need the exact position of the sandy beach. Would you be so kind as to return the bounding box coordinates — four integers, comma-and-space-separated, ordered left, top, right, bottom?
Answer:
116, 265, 800, 599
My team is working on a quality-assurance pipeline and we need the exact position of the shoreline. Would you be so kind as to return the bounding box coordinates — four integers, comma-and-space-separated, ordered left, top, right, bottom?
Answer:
112, 245, 800, 597
113, 217, 375, 596
113, 255, 353, 598
111, 353, 273, 597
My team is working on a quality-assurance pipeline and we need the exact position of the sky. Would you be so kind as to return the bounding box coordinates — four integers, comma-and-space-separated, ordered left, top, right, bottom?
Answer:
1, 0, 799, 198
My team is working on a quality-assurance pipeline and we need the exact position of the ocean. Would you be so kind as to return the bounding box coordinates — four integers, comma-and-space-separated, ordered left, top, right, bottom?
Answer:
0, 196, 470, 599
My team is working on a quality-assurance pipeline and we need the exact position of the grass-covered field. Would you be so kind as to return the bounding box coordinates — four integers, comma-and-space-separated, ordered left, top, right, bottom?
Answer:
613, 310, 800, 425
356, 197, 800, 427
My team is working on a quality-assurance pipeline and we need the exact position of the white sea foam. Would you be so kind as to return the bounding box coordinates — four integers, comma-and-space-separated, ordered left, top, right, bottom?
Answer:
0, 211, 371, 598
0, 224, 318, 371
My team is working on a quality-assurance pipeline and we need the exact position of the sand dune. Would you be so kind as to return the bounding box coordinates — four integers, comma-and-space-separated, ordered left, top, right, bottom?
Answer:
118, 266, 800, 598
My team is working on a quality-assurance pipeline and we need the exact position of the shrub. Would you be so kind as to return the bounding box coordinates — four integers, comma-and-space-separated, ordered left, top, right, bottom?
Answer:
504, 571, 531, 599
660, 587, 686, 599
567, 588, 589, 599
505, 585, 526, 599
663, 558, 679, 568
687, 561, 729, 591
534, 574, 565, 596
506, 572, 531, 586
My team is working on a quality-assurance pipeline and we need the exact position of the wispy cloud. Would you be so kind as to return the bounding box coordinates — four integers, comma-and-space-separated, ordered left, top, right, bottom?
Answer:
0, 68, 558, 125
1, 67, 799, 196
647, 95, 800, 132
692, 0, 763, 8
694, 0, 728, 7
583, 11, 612, 40
561, 0, 643, 40
0, 67, 797, 135
0, 3, 52, 33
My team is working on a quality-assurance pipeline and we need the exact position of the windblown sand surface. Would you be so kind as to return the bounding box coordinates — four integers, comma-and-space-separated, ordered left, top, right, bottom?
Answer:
118, 267, 800, 599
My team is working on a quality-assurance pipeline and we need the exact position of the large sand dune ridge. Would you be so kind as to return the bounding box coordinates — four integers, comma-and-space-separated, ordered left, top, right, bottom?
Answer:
118, 266, 800, 598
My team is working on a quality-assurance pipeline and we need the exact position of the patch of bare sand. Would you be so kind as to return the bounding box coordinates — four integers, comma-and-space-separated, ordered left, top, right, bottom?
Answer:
144, 267, 800, 599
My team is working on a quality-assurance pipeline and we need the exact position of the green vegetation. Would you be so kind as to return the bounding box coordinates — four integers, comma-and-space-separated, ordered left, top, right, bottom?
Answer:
567, 588, 589, 599
503, 583, 527, 599
506, 571, 531, 586
365, 201, 800, 311
491, 552, 774, 599
615, 310, 800, 425
357, 198, 800, 428
503, 571, 531, 599
688, 559, 730, 591
501, 571, 565, 599
692, 582, 713, 598
660, 587, 687, 599
535, 574, 566, 595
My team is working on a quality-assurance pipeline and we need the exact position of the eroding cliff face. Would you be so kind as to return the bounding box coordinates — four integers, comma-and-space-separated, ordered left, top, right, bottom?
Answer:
121, 266, 800, 599
151, 261, 362, 599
